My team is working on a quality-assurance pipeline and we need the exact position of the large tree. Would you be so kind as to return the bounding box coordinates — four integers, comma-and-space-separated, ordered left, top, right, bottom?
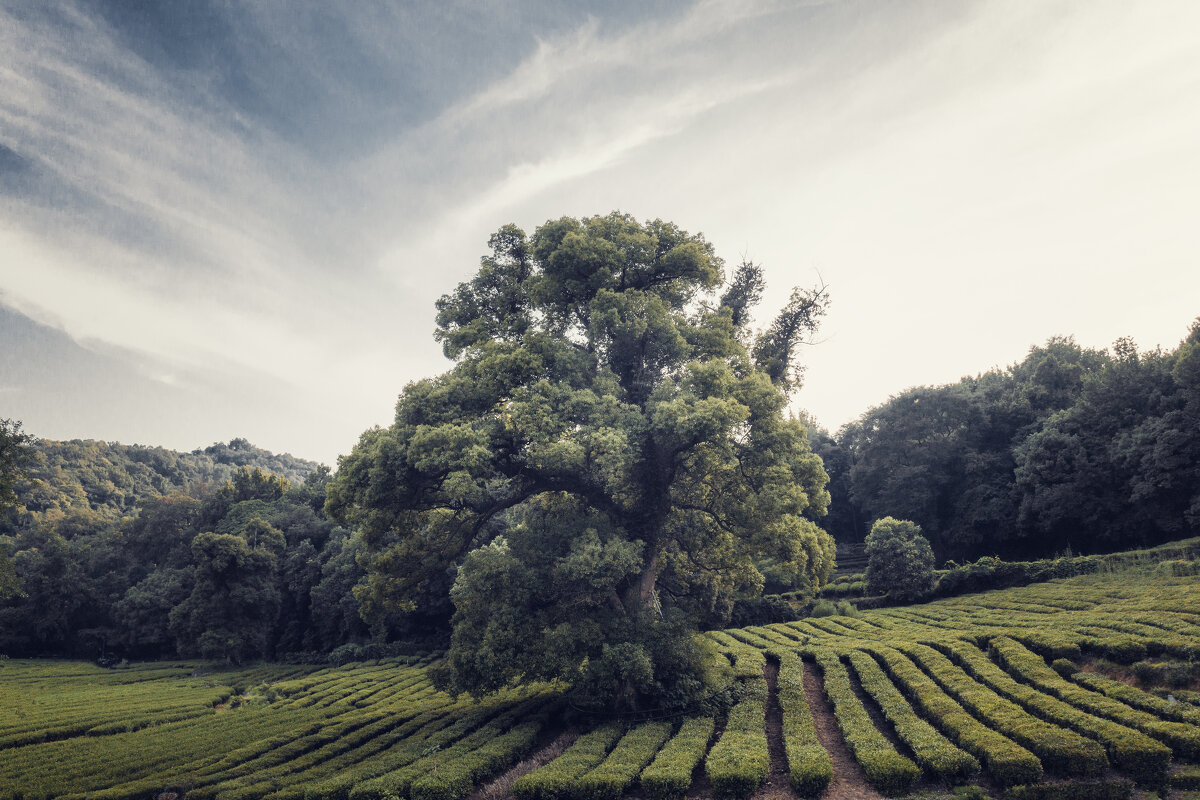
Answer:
328, 212, 833, 709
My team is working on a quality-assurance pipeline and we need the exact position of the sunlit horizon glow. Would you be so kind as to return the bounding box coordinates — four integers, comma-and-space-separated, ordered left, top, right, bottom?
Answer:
2, 0, 1198, 466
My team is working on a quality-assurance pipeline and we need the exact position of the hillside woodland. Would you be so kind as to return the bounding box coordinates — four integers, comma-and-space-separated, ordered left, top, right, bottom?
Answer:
0, 438, 415, 660
817, 321, 1200, 561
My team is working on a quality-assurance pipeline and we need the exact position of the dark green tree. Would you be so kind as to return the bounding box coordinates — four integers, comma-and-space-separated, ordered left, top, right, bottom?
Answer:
328, 212, 833, 709
113, 567, 194, 656
0, 419, 34, 601
840, 337, 1108, 559
169, 520, 284, 663
864, 517, 934, 600
1015, 327, 1200, 552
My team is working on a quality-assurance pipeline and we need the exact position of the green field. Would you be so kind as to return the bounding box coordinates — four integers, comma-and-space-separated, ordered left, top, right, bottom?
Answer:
3, 565, 1200, 800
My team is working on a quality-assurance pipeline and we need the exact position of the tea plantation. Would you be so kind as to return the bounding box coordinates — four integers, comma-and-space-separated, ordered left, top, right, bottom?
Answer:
4, 564, 1200, 800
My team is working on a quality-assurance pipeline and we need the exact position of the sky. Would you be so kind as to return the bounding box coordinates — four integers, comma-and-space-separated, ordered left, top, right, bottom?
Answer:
1, 0, 1198, 467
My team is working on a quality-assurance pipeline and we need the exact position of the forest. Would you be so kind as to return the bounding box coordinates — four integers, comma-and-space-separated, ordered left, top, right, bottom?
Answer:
1, 214, 1197, 687
817, 323, 1200, 560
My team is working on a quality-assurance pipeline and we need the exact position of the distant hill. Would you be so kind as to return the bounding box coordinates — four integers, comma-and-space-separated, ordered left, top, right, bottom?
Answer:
2, 436, 324, 529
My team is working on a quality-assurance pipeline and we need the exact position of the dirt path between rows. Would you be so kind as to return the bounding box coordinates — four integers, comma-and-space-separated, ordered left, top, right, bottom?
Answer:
800, 661, 884, 800
749, 660, 794, 800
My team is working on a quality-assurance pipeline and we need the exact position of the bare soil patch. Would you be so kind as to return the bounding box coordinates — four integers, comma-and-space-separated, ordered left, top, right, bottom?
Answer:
749, 659, 795, 800
800, 660, 884, 800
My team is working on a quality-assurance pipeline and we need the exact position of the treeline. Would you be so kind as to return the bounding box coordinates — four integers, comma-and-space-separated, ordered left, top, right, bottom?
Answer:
815, 319, 1200, 561
3, 319, 1198, 661
0, 440, 440, 661
4, 437, 319, 528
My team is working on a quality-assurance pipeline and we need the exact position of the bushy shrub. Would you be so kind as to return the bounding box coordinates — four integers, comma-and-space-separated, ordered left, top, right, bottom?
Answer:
865, 518, 934, 601
1160, 558, 1200, 576
573, 721, 673, 800
1072, 671, 1200, 725
410, 720, 544, 800
705, 697, 769, 799
1006, 631, 1081, 662
1174, 767, 1200, 791
895, 643, 1106, 779
774, 655, 832, 798
844, 650, 978, 783
640, 717, 715, 800
512, 725, 623, 800
814, 651, 919, 795
1000, 778, 1133, 800
808, 599, 859, 619
1133, 658, 1200, 688
1078, 636, 1146, 664
727, 595, 800, 627
862, 643, 1042, 787
941, 637, 1167, 784
989, 637, 1181, 784
834, 600, 860, 617
810, 600, 835, 618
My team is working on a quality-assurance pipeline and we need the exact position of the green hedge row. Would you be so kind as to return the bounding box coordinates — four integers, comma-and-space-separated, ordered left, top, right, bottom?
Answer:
572, 721, 673, 800
1100, 620, 1200, 660
259, 702, 465, 799
774, 654, 832, 798
843, 650, 978, 782
206, 710, 428, 799
300, 709, 462, 800
349, 707, 511, 800
812, 650, 919, 796
1074, 631, 1148, 664
937, 640, 1170, 788
990, 636, 1200, 760
640, 717, 715, 800
1072, 671, 1200, 725
709, 632, 767, 682
1004, 630, 1082, 662
861, 643, 1042, 787
1000, 778, 1133, 800
894, 642, 1106, 778
1174, 767, 1200, 791
512, 724, 623, 800
705, 695, 769, 799
411, 719, 544, 800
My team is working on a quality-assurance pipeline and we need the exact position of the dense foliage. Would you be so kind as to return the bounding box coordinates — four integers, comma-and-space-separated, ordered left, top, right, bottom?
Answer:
0, 439, 398, 660
823, 321, 1200, 560
864, 517, 934, 600
328, 213, 835, 709
1, 437, 319, 531
0, 419, 34, 601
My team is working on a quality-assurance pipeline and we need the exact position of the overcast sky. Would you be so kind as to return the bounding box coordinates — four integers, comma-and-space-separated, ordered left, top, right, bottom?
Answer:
2, 0, 1198, 467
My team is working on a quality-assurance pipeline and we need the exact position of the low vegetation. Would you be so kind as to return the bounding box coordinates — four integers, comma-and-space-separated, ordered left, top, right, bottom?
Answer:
0, 562, 1196, 800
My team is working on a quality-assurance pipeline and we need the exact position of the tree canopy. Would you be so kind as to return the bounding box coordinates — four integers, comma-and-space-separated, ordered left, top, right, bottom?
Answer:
825, 323, 1200, 561
328, 212, 833, 709
864, 517, 934, 600
0, 419, 33, 601
0, 439, 378, 660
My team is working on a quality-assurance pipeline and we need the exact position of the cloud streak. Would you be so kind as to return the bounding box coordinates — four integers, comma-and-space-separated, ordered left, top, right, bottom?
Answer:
2, 0, 1199, 464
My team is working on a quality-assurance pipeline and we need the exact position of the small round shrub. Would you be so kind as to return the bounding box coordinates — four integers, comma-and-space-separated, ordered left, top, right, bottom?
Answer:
865, 517, 935, 601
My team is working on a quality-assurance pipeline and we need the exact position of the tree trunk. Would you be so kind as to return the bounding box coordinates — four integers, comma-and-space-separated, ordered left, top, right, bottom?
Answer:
622, 547, 659, 616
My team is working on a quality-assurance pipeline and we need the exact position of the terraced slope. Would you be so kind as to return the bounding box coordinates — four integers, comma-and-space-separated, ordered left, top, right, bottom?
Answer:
710, 567, 1200, 797
3, 565, 1200, 800
0, 655, 557, 800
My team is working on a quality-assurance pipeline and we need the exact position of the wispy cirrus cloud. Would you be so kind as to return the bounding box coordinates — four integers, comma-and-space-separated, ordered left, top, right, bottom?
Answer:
2, 0, 1199, 465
